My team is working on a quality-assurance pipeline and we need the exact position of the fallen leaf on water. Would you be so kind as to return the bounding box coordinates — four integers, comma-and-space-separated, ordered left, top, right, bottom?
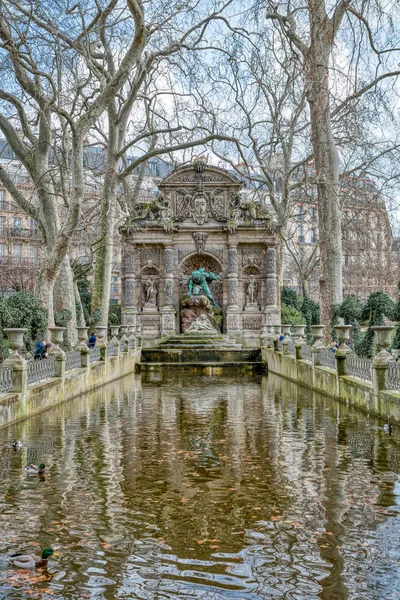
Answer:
211, 545, 220, 549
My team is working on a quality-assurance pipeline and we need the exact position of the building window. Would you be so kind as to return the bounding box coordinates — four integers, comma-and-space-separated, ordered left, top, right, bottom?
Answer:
110, 276, 118, 293
297, 205, 305, 221
311, 206, 317, 220
13, 244, 22, 261
298, 225, 305, 243
13, 217, 22, 229
30, 245, 37, 264
78, 246, 88, 264
30, 218, 38, 230
0, 215, 5, 231
0, 190, 5, 209
311, 228, 317, 243
0, 242, 6, 261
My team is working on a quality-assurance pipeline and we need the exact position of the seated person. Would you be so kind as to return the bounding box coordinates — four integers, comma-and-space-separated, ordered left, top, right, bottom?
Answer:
88, 333, 97, 349
34, 339, 47, 360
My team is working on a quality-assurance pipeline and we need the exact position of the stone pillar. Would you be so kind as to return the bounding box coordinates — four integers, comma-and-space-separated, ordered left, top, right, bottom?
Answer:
3, 329, 28, 396
48, 327, 66, 378
162, 245, 176, 336
226, 243, 241, 334
121, 244, 138, 332
264, 245, 280, 325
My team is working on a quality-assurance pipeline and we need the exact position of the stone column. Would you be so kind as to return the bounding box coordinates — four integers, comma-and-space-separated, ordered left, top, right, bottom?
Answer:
226, 243, 241, 334
264, 245, 280, 325
121, 244, 138, 332
161, 245, 176, 336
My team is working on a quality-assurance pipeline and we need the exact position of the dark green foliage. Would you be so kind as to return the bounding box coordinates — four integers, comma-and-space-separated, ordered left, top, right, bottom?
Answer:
392, 283, 400, 351
332, 295, 364, 347
5, 291, 47, 353
356, 291, 396, 358
108, 302, 121, 325
280, 287, 319, 341
281, 303, 304, 325
0, 297, 10, 360
281, 287, 301, 311
301, 296, 320, 343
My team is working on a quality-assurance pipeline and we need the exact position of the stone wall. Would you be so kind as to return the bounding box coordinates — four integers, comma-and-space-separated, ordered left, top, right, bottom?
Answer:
0, 348, 141, 428
263, 346, 400, 422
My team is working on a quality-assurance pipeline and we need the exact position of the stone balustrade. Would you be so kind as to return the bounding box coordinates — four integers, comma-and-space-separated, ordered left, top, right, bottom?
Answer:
261, 323, 400, 422
0, 326, 142, 427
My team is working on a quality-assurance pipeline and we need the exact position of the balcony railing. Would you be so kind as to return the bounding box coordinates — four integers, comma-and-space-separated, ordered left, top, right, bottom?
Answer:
0, 227, 41, 239
0, 256, 38, 265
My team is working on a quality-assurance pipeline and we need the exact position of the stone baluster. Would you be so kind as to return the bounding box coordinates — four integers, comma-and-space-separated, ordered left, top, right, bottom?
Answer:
310, 324, 325, 367
110, 325, 120, 358
371, 325, 395, 393
162, 245, 176, 336
76, 326, 89, 369
121, 244, 138, 333
94, 326, 107, 361
48, 327, 66, 378
3, 328, 28, 395
226, 242, 241, 333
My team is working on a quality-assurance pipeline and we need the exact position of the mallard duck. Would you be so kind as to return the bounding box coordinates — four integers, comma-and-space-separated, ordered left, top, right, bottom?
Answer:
26, 463, 46, 475
9, 547, 57, 569
12, 440, 22, 450
384, 422, 393, 434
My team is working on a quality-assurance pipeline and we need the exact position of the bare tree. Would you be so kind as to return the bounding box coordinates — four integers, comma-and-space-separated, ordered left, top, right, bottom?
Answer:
0, 0, 147, 343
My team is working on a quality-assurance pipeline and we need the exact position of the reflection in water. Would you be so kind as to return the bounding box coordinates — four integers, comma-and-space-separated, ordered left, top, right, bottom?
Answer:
0, 371, 400, 599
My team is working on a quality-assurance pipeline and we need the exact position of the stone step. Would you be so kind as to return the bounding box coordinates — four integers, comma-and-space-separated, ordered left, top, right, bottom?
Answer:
141, 348, 261, 364
139, 361, 265, 372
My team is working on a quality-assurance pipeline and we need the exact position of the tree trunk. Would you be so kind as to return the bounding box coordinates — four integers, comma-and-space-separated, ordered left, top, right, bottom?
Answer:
74, 280, 86, 327
90, 153, 118, 331
307, 7, 343, 340
54, 256, 78, 346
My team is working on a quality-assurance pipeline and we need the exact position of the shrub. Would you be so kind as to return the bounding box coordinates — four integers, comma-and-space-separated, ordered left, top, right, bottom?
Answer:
5, 291, 47, 353
281, 303, 304, 325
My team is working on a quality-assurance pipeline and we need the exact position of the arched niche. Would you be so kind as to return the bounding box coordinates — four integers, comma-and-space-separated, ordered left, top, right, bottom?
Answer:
179, 253, 223, 305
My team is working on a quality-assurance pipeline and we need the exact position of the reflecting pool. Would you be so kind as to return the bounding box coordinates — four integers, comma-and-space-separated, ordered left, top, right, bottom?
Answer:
1, 370, 400, 599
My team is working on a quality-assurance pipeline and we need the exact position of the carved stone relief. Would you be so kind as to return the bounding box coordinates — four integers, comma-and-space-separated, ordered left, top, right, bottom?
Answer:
164, 248, 174, 274
243, 315, 262, 330
266, 278, 277, 306
162, 314, 175, 330
266, 247, 277, 275
227, 314, 240, 330
122, 312, 137, 326
192, 231, 208, 254
228, 246, 238, 274
178, 247, 223, 264
242, 248, 262, 269
139, 247, 161, 268
141, 316, 160, 328
164, 278, 175, 305
228, 279, 238, 305
124, 279, 136, 306
123, 247, 136, 274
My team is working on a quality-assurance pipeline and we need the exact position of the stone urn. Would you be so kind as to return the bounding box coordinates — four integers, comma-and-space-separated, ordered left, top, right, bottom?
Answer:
292, 325, 306, 345
282, 324, 292, 340
76, 326, 89, 348
371, 325, 395, 363
4, 328, 28, 358
310, 325, 325, 348
335, 325, 352, 352
48, 327, 66, 353
273, 325, 282, 336
94, 325, 107, 346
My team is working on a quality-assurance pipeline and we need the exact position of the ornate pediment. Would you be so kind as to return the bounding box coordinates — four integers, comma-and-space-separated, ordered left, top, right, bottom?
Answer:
160, 163, 241, 187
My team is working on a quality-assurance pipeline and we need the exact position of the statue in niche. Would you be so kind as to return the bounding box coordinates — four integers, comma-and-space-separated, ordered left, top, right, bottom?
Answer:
187, 267, 220, 306
246, 275, 258, 305
186, 314, 218, 335
145, 276, 157, 305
